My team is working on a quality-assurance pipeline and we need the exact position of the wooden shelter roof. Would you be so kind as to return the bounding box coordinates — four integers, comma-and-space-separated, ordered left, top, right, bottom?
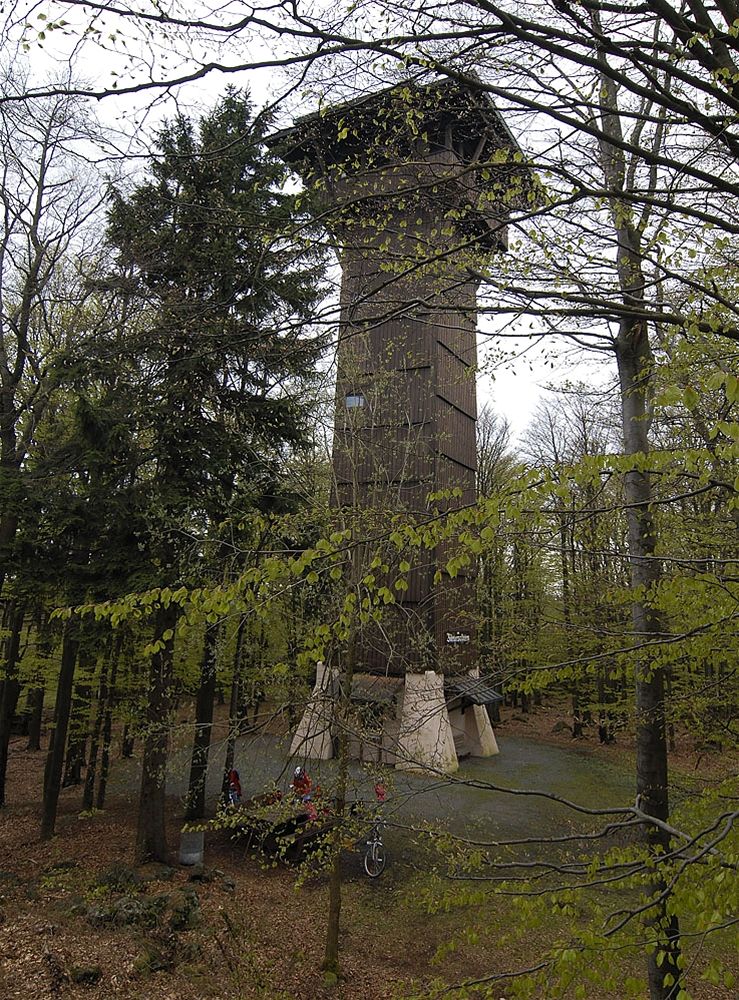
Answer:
349, 671, 502, 707
445, 675, 503, 706
267, 77, 534, 249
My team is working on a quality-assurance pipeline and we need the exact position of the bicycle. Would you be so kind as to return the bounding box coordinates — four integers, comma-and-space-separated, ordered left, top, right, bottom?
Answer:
363, 818, 387, 878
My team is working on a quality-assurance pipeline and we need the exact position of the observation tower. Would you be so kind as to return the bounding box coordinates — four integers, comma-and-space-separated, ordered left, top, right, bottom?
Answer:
271, 80, 528, 771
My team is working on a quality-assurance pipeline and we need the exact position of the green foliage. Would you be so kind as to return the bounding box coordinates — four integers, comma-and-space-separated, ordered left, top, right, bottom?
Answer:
98, 87, 328, 601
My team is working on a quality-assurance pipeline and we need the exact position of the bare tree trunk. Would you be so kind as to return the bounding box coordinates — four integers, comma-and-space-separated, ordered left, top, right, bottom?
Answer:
593, 26, 681, 993
323, 820, 344, 978
62, 669, 92, 787
222, 616, 246, 800
23, 612, 50, 752
136, 603, 177, 863
559, 511, 583, 738
0, 602, 25, 806
664, 667, 676, 753
618, 338, 681, 998
82, 636, 115, 811
184, 622, 219, 821
322, 712, 347, 978
41, 622, 80, 839
96, 634, 122, 810
26, 686, 44, 751
0, 507, 19, 600
323, 632, 356, 977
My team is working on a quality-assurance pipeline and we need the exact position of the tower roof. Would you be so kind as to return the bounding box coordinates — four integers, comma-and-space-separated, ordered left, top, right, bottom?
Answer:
268, 76, 523, 171
268, 77, 534, 250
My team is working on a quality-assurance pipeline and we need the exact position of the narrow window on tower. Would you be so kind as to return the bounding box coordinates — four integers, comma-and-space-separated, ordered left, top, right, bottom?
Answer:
345, 391, 366, 409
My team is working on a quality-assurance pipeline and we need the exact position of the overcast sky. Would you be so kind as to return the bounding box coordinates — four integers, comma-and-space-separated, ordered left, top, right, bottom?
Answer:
14, 7, 616, 445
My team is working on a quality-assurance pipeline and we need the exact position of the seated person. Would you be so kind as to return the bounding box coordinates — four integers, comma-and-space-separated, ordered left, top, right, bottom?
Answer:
292, 766, 325, 821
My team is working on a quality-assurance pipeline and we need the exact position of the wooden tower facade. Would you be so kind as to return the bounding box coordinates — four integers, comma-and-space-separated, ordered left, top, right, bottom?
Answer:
273, 80, 526, 769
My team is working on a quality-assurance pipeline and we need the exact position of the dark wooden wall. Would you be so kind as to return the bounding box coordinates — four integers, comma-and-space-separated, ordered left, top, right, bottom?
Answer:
330, 167, 485, 675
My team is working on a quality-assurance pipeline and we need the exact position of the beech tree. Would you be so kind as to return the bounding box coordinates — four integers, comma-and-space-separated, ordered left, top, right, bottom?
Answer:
0, 71, 107, 812
0, 71, 103, 595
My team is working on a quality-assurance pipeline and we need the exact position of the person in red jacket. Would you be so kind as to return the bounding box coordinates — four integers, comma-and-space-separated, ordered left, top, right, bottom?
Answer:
292, 765, 312, 801
227, 768, 242, 805
295, 765, 327, 816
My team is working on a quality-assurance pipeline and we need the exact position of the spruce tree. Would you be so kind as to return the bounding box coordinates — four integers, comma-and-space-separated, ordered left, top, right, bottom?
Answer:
107, 87, 326, 859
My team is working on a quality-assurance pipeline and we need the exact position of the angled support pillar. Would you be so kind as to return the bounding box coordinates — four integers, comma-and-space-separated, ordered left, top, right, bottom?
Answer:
396, 671, 458, 774
290, 661, 338, 760
464, 668, 499, 757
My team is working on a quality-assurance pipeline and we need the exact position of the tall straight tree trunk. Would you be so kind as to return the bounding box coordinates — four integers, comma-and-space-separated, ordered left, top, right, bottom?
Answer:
0, 602, 25, 806
41, 621, 80, 839
184, 622, 219, 821
0, 508, 19, 599
62, 672, 92, 787
559, 509, 582, 738
617, 336, 681, 997
593, 28, 681, 996
136, 603, 177, 863
323, 625, 357, 977
26, 608, 51, 753
95, 633, 122, 810
120, 724, 134, 758
26, 686, 44, 751
82, 656, 110, 812
222, 616, 246, 800
322, 684, 348, 978
82, 636, 115, 811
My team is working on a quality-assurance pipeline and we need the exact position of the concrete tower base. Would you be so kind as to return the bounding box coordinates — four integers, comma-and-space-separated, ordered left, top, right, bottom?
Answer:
465, 667, 499, 756
290, 666, 498, 773
465, 703, 499, 756
289, 661, 337, 760
396, 671, 458, 774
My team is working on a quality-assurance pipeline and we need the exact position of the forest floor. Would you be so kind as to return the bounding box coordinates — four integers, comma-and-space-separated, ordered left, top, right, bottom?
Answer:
0, 703, 736, 1000
497, 700, 736, 782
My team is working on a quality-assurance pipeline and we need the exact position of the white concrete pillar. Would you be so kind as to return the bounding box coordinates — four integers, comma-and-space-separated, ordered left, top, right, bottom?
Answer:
396, 670, 458, 773
465, 668, 499, 757
289, 660, 337, 760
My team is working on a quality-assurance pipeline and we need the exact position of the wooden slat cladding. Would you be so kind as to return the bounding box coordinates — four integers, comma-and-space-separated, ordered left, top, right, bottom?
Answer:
332, 479, 435, 514
358, 613, 436, 674
340, 320, 432, 374
336, 366, 433, 426
434, 575, 477, 673
331, 206, 482, 674
322, 114, 514, 677
435, 342, 476, 418
434, 399, 477, 471
436, 455, 476, 492
430, 288, 478, 365
333, 424, 435, 485
346, 481, 436, 513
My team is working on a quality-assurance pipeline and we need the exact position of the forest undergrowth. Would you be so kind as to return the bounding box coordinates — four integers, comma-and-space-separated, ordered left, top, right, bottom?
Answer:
0, 706, 735, 1000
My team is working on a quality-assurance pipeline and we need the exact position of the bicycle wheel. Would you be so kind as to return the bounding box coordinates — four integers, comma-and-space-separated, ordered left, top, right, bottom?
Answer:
363, 841, 386, 878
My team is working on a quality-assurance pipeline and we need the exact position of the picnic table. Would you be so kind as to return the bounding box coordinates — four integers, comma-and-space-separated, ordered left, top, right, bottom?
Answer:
231, 791, 342, 863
